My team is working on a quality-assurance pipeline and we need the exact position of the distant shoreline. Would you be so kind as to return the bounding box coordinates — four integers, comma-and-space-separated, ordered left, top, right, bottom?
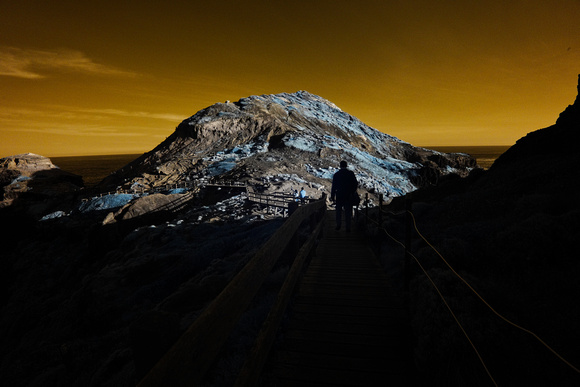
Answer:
429, 145, 510, 170
427, 145, 511, 152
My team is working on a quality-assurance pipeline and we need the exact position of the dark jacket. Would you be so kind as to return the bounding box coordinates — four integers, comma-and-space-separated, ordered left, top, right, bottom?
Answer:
331, 168, 358, 203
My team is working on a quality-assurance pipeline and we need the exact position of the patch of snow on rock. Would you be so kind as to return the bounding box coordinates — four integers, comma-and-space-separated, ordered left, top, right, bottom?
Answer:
79, 193, 138, 213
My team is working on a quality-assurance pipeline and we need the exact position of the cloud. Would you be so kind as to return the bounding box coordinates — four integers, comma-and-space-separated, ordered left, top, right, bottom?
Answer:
0, 106, 181, 139
0, 106, 184, 124
0, 116, 148, 138
0, 46, 137, 79
74, 108, 185, 123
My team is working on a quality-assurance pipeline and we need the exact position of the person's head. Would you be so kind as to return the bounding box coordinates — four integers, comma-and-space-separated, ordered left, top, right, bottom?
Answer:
340, 160, 347, 169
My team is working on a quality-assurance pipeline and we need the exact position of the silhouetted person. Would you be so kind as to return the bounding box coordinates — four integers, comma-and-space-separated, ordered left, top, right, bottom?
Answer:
331, 160, 358, 231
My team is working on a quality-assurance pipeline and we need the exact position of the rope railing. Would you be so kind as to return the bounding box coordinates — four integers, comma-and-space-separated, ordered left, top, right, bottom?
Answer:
406, 210, 580, 376
360, 195, 580, 383
359, 201, 497, 386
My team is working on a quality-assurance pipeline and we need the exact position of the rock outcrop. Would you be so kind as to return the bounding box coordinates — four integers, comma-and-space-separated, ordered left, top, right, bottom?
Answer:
102, 192, 193, 225
0, 153, 83, 208
99, 91, 477, 201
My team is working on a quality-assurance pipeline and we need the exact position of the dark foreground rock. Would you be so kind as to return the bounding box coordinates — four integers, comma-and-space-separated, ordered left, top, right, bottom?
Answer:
0, 206, 284, 386
374, 75, 580, 385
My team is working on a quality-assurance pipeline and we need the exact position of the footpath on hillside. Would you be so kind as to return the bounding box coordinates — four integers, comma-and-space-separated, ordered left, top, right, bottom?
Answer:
264, 210, 415, 386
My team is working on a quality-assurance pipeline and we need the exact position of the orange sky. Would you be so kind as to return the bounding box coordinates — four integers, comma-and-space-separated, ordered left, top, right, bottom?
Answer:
1, 1, 579, 157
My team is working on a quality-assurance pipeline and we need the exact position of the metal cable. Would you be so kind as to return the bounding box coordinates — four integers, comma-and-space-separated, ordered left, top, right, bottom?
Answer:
362, 211, 497, 385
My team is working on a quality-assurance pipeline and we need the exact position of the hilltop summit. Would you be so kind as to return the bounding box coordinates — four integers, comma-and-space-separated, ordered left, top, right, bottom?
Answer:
100, 91, 476, 200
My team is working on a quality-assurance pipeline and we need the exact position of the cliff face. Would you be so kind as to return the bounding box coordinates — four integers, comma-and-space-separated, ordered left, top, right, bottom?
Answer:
99, 91, 477, 200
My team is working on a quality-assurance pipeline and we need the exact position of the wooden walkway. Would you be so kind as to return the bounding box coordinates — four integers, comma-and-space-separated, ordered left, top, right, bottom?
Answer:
265, 210, 414, 386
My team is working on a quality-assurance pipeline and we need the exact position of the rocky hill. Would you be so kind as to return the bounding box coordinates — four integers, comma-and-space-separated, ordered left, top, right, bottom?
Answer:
99, 91, 476, 201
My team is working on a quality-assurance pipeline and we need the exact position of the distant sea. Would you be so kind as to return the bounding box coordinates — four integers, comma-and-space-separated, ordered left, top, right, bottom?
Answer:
51, 154, 140, 188
50, 146, 510, 188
